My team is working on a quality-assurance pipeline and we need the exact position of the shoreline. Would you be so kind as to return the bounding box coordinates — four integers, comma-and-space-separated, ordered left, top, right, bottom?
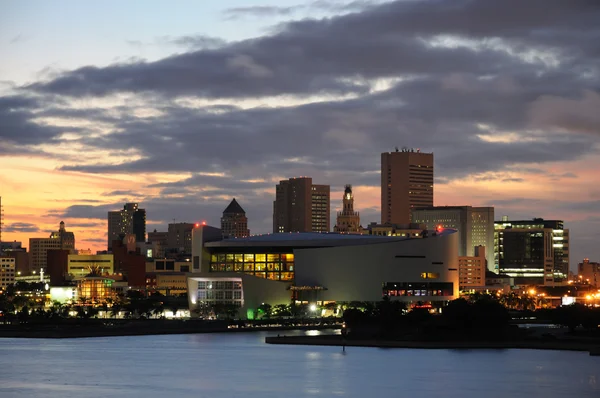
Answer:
265, 335, 600, 354
0, 321, 341, 339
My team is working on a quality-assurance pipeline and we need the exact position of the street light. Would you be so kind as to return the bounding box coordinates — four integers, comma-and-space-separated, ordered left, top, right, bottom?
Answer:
309, 304, 317, 312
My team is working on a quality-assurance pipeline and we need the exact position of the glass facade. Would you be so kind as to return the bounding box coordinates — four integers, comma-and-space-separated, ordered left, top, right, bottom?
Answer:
383, 282, 453, 297
196, 279, 243, 306
209, 252, 294, 281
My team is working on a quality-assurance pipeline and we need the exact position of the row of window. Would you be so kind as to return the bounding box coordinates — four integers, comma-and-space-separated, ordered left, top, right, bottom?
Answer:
198, 290, 243, 300
210, 263, 294, 272
211, 253, 294, 262
198, 280, 242, 290
383, 282, 454, 297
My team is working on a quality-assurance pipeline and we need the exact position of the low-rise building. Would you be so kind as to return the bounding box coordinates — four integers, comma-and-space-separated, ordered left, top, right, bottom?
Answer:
146, 259, 192, 273
0, 257, 16, 291
68, 254, 114, 279
458, 246, 486, 289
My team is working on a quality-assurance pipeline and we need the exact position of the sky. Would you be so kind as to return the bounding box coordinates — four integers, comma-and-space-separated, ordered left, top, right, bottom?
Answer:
1, 0, 599, 271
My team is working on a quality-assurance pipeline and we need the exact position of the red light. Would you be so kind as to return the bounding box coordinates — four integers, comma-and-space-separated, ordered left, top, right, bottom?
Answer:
202, 221, 206, 226
195, 223, 199, 227
437, 225, 443, 232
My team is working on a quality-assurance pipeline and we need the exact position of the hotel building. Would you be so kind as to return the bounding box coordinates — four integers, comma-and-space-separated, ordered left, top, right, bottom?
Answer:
381, 148, 433, 225
273, 177, 330, 233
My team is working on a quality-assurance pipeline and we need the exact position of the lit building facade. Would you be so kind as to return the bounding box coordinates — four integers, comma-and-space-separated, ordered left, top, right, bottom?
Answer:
381, 148, 433, 225
107, 203, 146, 250
334, 185, 361, 233
578, 259, 599, 287
188, 224, 459, 318
221, 198, 250, 239
412, 206, 495, 271
77, 277, 115, 301
29, 221, 76, 273
495, 218, 569, 286
458, 246, 486, 289
273, 177, 330, 233
67, 254, 114, 279
0, 257, 16, 291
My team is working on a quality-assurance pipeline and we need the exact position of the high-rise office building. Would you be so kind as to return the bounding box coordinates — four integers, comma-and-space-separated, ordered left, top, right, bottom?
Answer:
29, 221, 76, 273
273, 177, 330, 233
107, 203, 146, 250
167, 223, 194, 254
494, 218, 569, 286
411, 206, 494, 270
381, 148, 434, 225
221, 198, 250, 239
334, 185, 361, 233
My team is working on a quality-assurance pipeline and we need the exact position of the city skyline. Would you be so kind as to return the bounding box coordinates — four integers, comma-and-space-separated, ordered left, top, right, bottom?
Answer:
1, 0, 599, 268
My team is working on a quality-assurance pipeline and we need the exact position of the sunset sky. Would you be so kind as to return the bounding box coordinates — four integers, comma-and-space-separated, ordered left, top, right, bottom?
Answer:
1, 0, 599, 270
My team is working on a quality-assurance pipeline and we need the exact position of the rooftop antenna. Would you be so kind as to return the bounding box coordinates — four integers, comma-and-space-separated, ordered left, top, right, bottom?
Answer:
395, 146, 399, 152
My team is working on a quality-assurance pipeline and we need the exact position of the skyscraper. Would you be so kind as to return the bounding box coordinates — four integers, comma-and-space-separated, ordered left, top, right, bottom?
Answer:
221, 198, 250, 238
494, 218, 569, 286
273, 177, 330, 233
107, 203, 146, 250
411, 206, 495, 270
381, 148, 434, 225
334, 185, 361, 233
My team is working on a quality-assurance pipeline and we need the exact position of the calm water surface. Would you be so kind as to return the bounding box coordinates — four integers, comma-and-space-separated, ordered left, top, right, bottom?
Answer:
0, 330, 598, 398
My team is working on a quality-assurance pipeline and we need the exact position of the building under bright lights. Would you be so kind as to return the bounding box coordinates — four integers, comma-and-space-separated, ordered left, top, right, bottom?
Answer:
188, 225, 459, 318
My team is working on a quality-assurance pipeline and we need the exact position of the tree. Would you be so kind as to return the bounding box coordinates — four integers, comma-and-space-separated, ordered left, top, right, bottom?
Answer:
257, 303, 272, 319
273, 304, 291, 317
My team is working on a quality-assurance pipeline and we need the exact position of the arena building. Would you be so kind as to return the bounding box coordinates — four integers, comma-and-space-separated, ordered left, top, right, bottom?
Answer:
187, 225, 459, 318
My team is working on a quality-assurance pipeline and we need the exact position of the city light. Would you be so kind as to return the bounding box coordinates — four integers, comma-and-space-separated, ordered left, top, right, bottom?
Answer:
309, 304, 317, 312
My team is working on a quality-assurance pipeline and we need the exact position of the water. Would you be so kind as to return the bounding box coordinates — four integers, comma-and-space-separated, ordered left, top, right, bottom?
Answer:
0, 330, 598, 398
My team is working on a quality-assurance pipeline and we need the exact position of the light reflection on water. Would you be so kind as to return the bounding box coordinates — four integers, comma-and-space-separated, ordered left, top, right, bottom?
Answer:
0, 329, 598, 398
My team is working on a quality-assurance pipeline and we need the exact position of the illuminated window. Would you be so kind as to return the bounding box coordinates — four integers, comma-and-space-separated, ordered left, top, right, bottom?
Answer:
420, 272, 440, 279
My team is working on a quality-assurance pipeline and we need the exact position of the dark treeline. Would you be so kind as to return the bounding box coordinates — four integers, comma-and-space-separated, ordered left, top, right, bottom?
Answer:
343, 296, 600, 341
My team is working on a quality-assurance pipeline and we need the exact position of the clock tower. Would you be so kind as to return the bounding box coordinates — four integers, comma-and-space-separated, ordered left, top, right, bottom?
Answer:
334, 185, 361, 233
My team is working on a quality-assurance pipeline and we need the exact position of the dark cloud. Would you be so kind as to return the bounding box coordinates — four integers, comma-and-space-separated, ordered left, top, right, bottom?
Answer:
3, 222, 40, 233
0, 96, 66, 146
26, 0, 600, 100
